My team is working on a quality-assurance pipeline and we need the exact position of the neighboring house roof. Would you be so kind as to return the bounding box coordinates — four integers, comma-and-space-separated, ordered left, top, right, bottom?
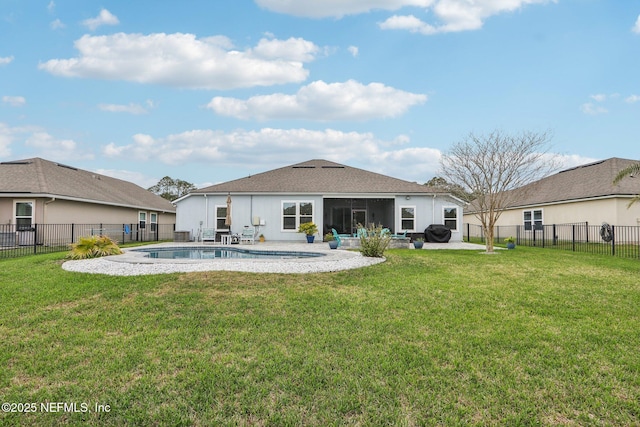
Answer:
0, 157, 175, 212
190, 159, 446, 196
467, 157, 640, 213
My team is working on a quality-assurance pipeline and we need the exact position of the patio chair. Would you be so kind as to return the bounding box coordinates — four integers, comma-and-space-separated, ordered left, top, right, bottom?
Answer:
391, 230, 407, 238
201, 227, 216, 243
240, 227, 256, 244
332, 228, 349, 247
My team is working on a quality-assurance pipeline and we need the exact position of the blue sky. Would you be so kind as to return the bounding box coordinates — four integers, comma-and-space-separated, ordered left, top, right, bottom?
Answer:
1, 0, 639, 189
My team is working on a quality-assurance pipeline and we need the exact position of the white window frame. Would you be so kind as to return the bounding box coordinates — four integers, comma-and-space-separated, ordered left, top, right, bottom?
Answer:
443, 206, 459, 231
150, 212, 158, 232
215, 205, 229, 231
139, 211, 147, 229
14, 200, 35, 231
399, 205, 416, 232
524, 209, 543, 231
281, 200, 314, 232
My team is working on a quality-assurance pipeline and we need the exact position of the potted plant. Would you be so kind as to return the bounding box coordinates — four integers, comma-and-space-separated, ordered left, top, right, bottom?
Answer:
298, 222, 318, 243
325, 232, 339, 249
504, 236, 516, 249
413, 237, 424, 249
259, 234, 265, 243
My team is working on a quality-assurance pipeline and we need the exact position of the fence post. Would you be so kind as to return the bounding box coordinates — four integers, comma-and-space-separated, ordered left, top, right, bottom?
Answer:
572, 224, 576, 252
33, 224, 38, 254
585, 221, 589, 243
611, 225, 615, 256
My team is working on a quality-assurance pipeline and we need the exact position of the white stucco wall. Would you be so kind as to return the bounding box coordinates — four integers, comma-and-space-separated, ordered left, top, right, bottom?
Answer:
177, 193, 464, 242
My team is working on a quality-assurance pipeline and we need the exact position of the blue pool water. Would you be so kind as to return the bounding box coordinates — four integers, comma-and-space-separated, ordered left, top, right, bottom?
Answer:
134, 246, 325, 260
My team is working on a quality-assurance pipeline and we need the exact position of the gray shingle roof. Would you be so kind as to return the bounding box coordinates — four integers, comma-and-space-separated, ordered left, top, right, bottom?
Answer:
192, 159, 444, 195
469, 157, 640, 212
0, 158, 175, 212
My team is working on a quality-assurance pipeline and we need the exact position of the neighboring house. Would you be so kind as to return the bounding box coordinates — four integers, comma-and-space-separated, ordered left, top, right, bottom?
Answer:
0, 158, 176, 244
464, 157, 640, 231
174, 159, 465, 242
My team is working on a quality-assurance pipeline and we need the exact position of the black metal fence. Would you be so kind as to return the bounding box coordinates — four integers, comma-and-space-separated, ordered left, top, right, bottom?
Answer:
0, 223, 176, 259
464, 222, 640, 259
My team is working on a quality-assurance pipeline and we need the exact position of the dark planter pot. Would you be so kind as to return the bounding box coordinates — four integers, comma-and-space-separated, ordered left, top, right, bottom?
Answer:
413, 241, 424, 249
507, 242, 516, 249
328, 240, 339, 249
306, 235, 315, 243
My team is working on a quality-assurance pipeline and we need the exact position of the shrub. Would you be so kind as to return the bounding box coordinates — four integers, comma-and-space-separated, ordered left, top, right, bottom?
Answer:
297, 222, 318, 236
67, 235, 123, 260
357, 223, 391, 258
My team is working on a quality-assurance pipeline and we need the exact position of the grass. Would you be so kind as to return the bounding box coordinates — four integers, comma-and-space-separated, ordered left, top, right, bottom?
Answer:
0, 247, 639, 426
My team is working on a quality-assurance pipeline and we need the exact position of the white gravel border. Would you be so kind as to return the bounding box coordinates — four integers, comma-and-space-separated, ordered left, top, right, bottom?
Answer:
61, 242, 385, 276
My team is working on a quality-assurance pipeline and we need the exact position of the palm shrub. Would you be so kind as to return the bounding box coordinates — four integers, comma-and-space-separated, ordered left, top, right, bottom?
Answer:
67, 235, 123, 259
357, 223, 391, 257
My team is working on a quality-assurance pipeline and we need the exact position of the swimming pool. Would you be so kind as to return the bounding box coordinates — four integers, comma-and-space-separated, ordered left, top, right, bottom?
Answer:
133, 246, 325, 260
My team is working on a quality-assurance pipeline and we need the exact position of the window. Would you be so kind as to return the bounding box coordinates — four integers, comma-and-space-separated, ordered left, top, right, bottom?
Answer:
400, 206, 416, 232
150, 212, 158, 232
282, 201, 314, 231
15, 201, 34, 230
524, 209, 543, 231
443, 207, 459, 231
139, 212, 147, 229
215, 206, 228, 230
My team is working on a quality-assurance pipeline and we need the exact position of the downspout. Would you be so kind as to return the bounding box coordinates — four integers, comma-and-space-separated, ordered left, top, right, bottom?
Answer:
204, 194, 208, 228
432, 194, 436, 224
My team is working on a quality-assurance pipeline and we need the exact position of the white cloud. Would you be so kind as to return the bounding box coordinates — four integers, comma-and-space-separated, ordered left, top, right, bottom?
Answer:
257, 0, 554, 34
580, 103, 607, 116
47, 1, 55, 13
2, 96, 26, 107
380, 0, 554, 34
50, 19, 65, 30
590, 94, 607, 102
251, 37, 320, 62
0, 56, 14, 66
102, 127, 446, 183
633, 14, 640, 34
98, 103, 149, 115
554, 154, 599, 171
0, 123, 17, 157
24, 132, 90, 161
94, 168, 158, 188
0, 123, 94, 161
82, 8, 119, 31
626, 95, 640, 104
207, 80, 427, 121
348, 46, 359, 57
39, 33, 318, 89
255, 0, 433, 18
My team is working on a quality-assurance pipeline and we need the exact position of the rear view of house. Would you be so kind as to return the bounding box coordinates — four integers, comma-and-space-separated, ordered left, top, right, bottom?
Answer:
174, 159, 465, 243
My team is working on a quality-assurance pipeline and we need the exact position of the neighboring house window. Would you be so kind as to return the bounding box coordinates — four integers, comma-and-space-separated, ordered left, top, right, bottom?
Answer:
524, 209, 543, 231
139, 212, 147, 229
400, 206, 416, 232
150, 212, 158, 232
215, 206, 228, 231
282, 201, 314, 231
443, 207, 459, 231
15, 201, 34, 230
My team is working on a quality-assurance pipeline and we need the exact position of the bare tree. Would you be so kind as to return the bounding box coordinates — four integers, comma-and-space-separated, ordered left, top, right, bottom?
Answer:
440, 130, 558, 253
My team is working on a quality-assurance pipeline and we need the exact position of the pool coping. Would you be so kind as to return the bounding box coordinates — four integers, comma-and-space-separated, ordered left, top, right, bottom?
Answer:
109, 242, 356, 264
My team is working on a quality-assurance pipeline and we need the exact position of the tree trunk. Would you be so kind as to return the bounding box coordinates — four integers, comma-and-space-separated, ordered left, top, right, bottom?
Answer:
484, 225, 495, 253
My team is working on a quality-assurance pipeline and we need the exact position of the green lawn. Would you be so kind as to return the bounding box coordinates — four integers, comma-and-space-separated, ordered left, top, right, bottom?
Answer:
0, 247, 638, 426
